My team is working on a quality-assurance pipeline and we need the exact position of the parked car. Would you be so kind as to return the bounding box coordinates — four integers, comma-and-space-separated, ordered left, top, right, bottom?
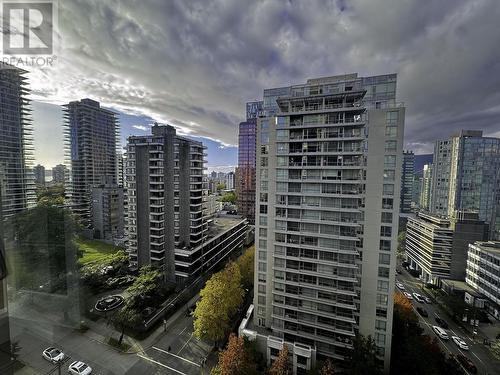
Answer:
68, 361, 92, 375
435, 316, 449, 329
403, 291, 413, 300
432, 325, 449, 340
456, 354, 477, 373
396, 282, 405, 290
452, 336, 469, 350
416, 307, 428, 317
42, 347, 65, 363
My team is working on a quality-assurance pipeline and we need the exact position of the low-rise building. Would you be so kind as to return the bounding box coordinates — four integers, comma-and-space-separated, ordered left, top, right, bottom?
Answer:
91, 184, 125, 242
466, 241, 500, 319
405, 211, 488, 284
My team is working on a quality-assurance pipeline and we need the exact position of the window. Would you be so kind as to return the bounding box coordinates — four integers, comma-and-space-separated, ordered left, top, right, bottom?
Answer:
258, 262, 266, 272
260, 193, 268, 202
259, 239, 267, 248
385, 125, 397, 137
381, 212, 393, 223
378, 267, 389, 278
383, 184, 394, 195
258, 296, 266, 304
380, 226, 392, 237
260, 157, 268, 167
376, 293, 388, 306
258, 273, 266, 283
375, 320, 387, 331
385, 140, 397, 152
377, 280, 389, 292
380, 240, 391, 251
384, 155, 396, 168
258, 284, 266, 294
259, 205, 268, 214
376, 308, 387, 317
379, 253, 391, 265
383, 170, 395, 181
259, 251, 266, 260
375, 333, 386, 347
382, 198, 393, 209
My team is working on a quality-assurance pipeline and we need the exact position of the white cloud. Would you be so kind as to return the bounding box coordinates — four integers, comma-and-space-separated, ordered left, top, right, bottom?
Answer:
132, 125, 148, 131
18, 0, 500, 152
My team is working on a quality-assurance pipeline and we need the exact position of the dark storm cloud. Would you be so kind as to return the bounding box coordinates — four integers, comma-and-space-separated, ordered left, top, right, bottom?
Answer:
26, 0, 500, 149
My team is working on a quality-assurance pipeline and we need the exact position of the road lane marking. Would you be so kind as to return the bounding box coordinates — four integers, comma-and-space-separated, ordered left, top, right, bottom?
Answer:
177, 333, 193, 355
179, 326, 187, 336
152, 346, 200, 367
137, 353, 188, 375
471, 352, 484, 363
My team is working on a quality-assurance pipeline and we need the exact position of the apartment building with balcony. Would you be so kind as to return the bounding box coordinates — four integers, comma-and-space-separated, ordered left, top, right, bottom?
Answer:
466, 241, 500, 319
33, 164, 46, 186
243, 73, 405, 373
64, 99, 119, 229
126, 124, 247, 285
91, 184, 125, 242
0, 63, 35, 218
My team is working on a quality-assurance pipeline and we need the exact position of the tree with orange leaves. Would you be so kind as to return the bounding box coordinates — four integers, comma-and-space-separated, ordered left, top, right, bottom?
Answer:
211, 333, 257, 375
268, 344, 291, 375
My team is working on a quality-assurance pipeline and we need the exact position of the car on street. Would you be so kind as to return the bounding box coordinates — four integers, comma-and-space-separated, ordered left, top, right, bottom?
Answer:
452, 336, 469, 350
416, 307, 428, 317
68, 361, 92, 375
413, 293, 425, 303
456, 354, 477, 373
403, 291, 413, 300
435, 316, 449, 329
42, 347, 65, 363
432, 325, 449, 340
396, 282, 405, 290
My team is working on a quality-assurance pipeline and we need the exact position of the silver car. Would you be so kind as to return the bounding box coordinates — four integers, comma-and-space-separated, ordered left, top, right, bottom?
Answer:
452, 336, 469, 350
68, 361, 92, 375
42, 347, 65, 363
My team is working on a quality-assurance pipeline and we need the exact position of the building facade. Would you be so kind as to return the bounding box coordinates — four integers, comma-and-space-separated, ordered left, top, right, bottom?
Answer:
33, 164, 46, 186
64, 99, 119, 228
0, 63, 35, 218
51, 164, 67, 184
236, 102, 262, 224
405, 211, 488, 284
91, 184, 125, 242
430, 130, 500, 239
419, 164, 433, 210
250, 73, 404, 372
400, 151, 414, 213
466, 241, 500, 319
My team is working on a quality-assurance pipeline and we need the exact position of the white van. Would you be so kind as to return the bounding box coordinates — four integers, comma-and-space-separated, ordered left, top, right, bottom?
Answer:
432, 325, 449, 340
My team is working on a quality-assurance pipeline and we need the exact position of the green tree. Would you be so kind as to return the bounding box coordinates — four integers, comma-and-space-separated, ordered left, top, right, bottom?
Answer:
397, 230, 406, 256
236, 246, 254, 290
112, 305, 141, 346
212, 334, 258, 375
216, 183, 226, 192
193, 262, 243, 344
346, 335, 382, 375
8, 205, 80, 293
268, 344, 291, 375
36, 184, 65, 206
220, 191, 237, 204
126, 265, 168, 310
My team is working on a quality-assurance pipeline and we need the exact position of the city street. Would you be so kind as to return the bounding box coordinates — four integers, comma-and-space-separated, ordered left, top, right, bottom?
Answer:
127, 305, 214, 375
396, 268, 500, 375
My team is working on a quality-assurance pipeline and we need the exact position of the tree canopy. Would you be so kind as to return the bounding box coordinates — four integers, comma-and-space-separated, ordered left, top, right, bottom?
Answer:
211, 334, 258, 375
345, 335, 382, 375
268, 345, 291, 375
193, 262, 243, 343
236, 245, 254, 290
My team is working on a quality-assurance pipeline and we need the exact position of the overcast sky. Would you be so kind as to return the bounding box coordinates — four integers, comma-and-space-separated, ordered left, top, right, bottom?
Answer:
25, 0, 500, 168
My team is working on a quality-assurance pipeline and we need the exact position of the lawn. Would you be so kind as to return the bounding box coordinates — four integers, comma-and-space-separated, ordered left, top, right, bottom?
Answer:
76, 238, 124, 265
